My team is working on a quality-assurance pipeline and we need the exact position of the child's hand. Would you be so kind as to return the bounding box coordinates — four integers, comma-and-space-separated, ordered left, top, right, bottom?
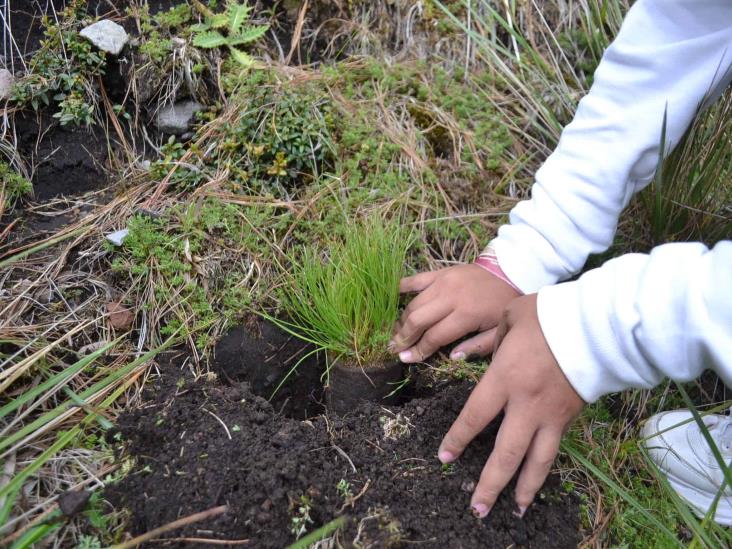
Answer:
390, 264, 521, 363
438, 294, 585, 517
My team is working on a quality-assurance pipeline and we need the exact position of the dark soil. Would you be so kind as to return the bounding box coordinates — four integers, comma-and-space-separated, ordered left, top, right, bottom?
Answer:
13, 110, 112, 200
107, 326, 581, 548
5, 0, 193, 203
209, 320, 325, 419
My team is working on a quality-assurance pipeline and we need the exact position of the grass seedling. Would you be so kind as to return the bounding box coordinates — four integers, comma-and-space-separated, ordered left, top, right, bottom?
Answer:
274, 216, 411, 369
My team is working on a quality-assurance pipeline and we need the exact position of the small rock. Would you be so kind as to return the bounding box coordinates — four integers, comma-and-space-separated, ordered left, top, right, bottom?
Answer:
58, 490, 91, 516
105, 228, 129, 246
79, 20, 129, 56
156, 101, 203, 135
460, 480, 476, 493
0, 69, 14, 100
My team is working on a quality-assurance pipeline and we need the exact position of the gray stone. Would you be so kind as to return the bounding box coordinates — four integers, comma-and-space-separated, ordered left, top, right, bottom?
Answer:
156, 101, 203, 135
0, 69, 14, 100
80, 20, 129, 56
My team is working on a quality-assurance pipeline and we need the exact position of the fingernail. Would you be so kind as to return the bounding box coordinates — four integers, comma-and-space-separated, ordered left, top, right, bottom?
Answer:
399, 350, 412, 362
518, 505, 527, 518
438, 450, 454, 463
450, 351, 466, 361
471, 503, 490, 518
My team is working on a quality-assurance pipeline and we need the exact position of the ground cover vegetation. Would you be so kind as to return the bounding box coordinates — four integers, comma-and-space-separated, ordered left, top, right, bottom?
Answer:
0, 0, 730, 547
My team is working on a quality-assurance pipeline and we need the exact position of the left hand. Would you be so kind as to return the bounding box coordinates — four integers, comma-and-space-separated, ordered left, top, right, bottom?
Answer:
437, 293, 585, 518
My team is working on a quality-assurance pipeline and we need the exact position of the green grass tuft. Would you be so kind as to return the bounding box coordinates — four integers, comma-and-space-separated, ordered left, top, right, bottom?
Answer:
277, 216, 412, 367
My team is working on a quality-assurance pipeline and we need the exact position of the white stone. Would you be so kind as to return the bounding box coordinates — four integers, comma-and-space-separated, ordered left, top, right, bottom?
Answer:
0, 69, 14, 100
80, 20, 129, 56
105, 228, 129, 246
156, 101, 204, 135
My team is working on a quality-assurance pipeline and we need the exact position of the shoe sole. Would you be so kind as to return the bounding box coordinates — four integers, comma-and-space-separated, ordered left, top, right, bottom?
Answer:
667, 473, 732, 526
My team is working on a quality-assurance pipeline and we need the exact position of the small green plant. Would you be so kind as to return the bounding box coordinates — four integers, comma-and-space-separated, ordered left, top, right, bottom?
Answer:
0, 160, 33, 210
191, 1, 269, 67
290, 495, 313, 540
275, 216, 411, 367
336, 479, 353, 500
77, 535, 103, 549
134, 3, 193, 63
441, 462, 456, 476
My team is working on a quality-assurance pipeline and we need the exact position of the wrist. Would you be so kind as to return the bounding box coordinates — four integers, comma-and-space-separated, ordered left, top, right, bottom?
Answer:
474, 244, 523, 295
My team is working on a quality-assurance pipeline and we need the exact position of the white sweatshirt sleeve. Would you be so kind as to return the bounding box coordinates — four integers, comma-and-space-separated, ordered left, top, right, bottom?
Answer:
488, 0, 732, 401
491, 0, 732, 293
537, 242, 732, 403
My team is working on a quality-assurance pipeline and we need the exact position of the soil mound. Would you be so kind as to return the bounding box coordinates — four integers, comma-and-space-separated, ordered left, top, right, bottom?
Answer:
107, 356, 580, 547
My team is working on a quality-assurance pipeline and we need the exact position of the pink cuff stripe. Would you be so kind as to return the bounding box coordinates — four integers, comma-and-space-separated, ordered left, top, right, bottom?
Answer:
474, 252, 523, 294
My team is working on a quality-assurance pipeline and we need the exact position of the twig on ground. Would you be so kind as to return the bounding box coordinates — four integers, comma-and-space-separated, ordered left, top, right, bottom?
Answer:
203, 408, 232, 440
150, 537, 250, 545
109, 505, 229, 549
332, 444, 357, 473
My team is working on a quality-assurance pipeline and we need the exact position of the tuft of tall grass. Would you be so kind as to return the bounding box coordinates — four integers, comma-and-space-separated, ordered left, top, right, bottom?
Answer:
437, 0, 627, 170
275, 216, 411, 368
639, 88, 732, 248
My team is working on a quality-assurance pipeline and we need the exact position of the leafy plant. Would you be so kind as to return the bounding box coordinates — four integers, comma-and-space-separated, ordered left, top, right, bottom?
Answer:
336, 479, 353, 500
191, 1, 269, 67
10, 1, 105, 126
290, 495, 313, 540
110, 202, 253, 348
274, 216, 411, 367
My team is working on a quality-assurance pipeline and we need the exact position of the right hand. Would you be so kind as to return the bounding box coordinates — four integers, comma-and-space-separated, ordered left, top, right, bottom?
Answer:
390, 264, 521, 363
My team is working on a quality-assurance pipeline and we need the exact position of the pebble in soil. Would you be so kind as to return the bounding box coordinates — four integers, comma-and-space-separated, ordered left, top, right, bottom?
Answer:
106, 352, 581, 548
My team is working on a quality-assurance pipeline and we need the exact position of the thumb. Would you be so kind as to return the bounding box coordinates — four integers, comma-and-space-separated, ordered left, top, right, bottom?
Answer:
400, 270, 440, 293
450, 328, 497, 360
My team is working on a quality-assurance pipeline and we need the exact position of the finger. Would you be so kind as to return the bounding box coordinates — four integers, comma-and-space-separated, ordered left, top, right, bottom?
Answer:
470, 410, 537, 518
513, 427, 561, 517
396, 283, 440, 330
492, 310, 511, 355
400, 270, 441, 293
400, 313, 470, 363
391, 300, 452, 355
450, 328, 497, 360
438, 370, 506, 463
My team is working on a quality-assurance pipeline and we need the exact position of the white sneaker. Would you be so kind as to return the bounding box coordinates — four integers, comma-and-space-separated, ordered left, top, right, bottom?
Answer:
641, 409, 732, 526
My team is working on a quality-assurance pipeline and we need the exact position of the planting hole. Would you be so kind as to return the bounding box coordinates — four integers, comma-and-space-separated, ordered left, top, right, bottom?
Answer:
211, 320, 325, 419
